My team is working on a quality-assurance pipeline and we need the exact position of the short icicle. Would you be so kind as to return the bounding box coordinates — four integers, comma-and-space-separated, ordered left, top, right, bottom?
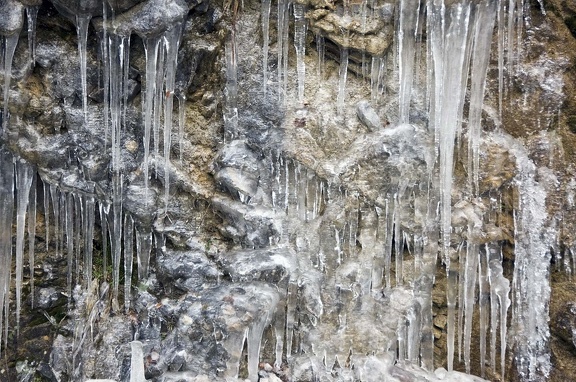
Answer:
26, 6, 40, 65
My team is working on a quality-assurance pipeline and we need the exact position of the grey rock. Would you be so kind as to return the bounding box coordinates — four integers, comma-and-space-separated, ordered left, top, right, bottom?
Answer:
34, 287, 62, 310
100, 0, 187, 37
215, 167, 259, 201
0, 0, 24, 35
356, 100, 382, 131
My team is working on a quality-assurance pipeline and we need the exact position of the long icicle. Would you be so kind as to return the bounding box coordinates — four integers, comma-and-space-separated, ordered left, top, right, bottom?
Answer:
76, 14, 92, 121
14, 159, 33, 335
261, 0, 271, 95
0, 148, 14, 355
27, 173, 37, 308
2, 34, 19, 132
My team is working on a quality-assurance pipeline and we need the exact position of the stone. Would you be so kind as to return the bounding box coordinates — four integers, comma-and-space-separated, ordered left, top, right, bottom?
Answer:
356, 100, 382, 131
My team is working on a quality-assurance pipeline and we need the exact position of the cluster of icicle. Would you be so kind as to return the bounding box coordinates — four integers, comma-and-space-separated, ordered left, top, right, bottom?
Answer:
252, 0, 553, 380
0, 148, 154, 353
0, 0, 185, 363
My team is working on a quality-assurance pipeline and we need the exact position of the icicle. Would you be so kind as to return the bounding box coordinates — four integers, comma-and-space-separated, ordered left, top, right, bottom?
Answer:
337, 47, 349, 112
2, 34, 19, 131
74, 194, 83, 286
478, 248, 490, 377
111, 176, 123, 309
436, 2, 471, 266
130, 341, 145, 382
66, 193, 74, 306
0, 148, 14, 355
398, 0, 420, 124
27, 173, 36, 308
76, 14, 91, 121
101, 3, 110, 145
261, 0, 271, 95
83, 196, 95, 287
316, 33, 325, 79
142, 35, 161, 199
446, 250, 458, 371
393, 195, 403, 285
224, 31, 238, 142
50, 184, 61, 258
277, 0, 289, 101
177, 94, 186, 164
153, 38, 165, 164
491, 257, 510, 380
99, 202, 109, 282
468, 0, 497, 194
15, 160, 33, 335
136, 227, 153, 280
497, 0, 505, 122
124, 214, 134, 312
293, 3, 306, 104
162, 22, 183, 214
26, 6, 39, 65
463, 238, 479, 374
247, 312, 271, 382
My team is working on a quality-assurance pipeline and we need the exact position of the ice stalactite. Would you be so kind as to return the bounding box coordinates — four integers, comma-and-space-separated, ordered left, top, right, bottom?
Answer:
177, 94, 186, 164
136, 227, 153, 280
99, 202, 110, 282
27, 173, 36, 308
162, 22, 183, 214
467, 0, 497, 193
66, 193, 75, 306
76, 14, 91, 121
124, 215, 134, 312
224, 31, 238, 142
337, 47, 349, 112
15, 159, 33, 334
50, 184, 61, 258
0, 148, 14, 355
277, 0, 290, 102
316, 33, 325, 79
83, 196, 95, 287
2, 34, 19, 131
26, 6, 39, 65
293, 3, 306, 104
112, 177, 123, 309
142, 35, 161, 200
426, 1, 471, 272
261, 0, 271, 95
463, 238, 479, 374
398, 0, 420, 124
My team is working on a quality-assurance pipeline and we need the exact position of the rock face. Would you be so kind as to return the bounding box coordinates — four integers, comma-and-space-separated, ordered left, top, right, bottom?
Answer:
1, 0, 576, 381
